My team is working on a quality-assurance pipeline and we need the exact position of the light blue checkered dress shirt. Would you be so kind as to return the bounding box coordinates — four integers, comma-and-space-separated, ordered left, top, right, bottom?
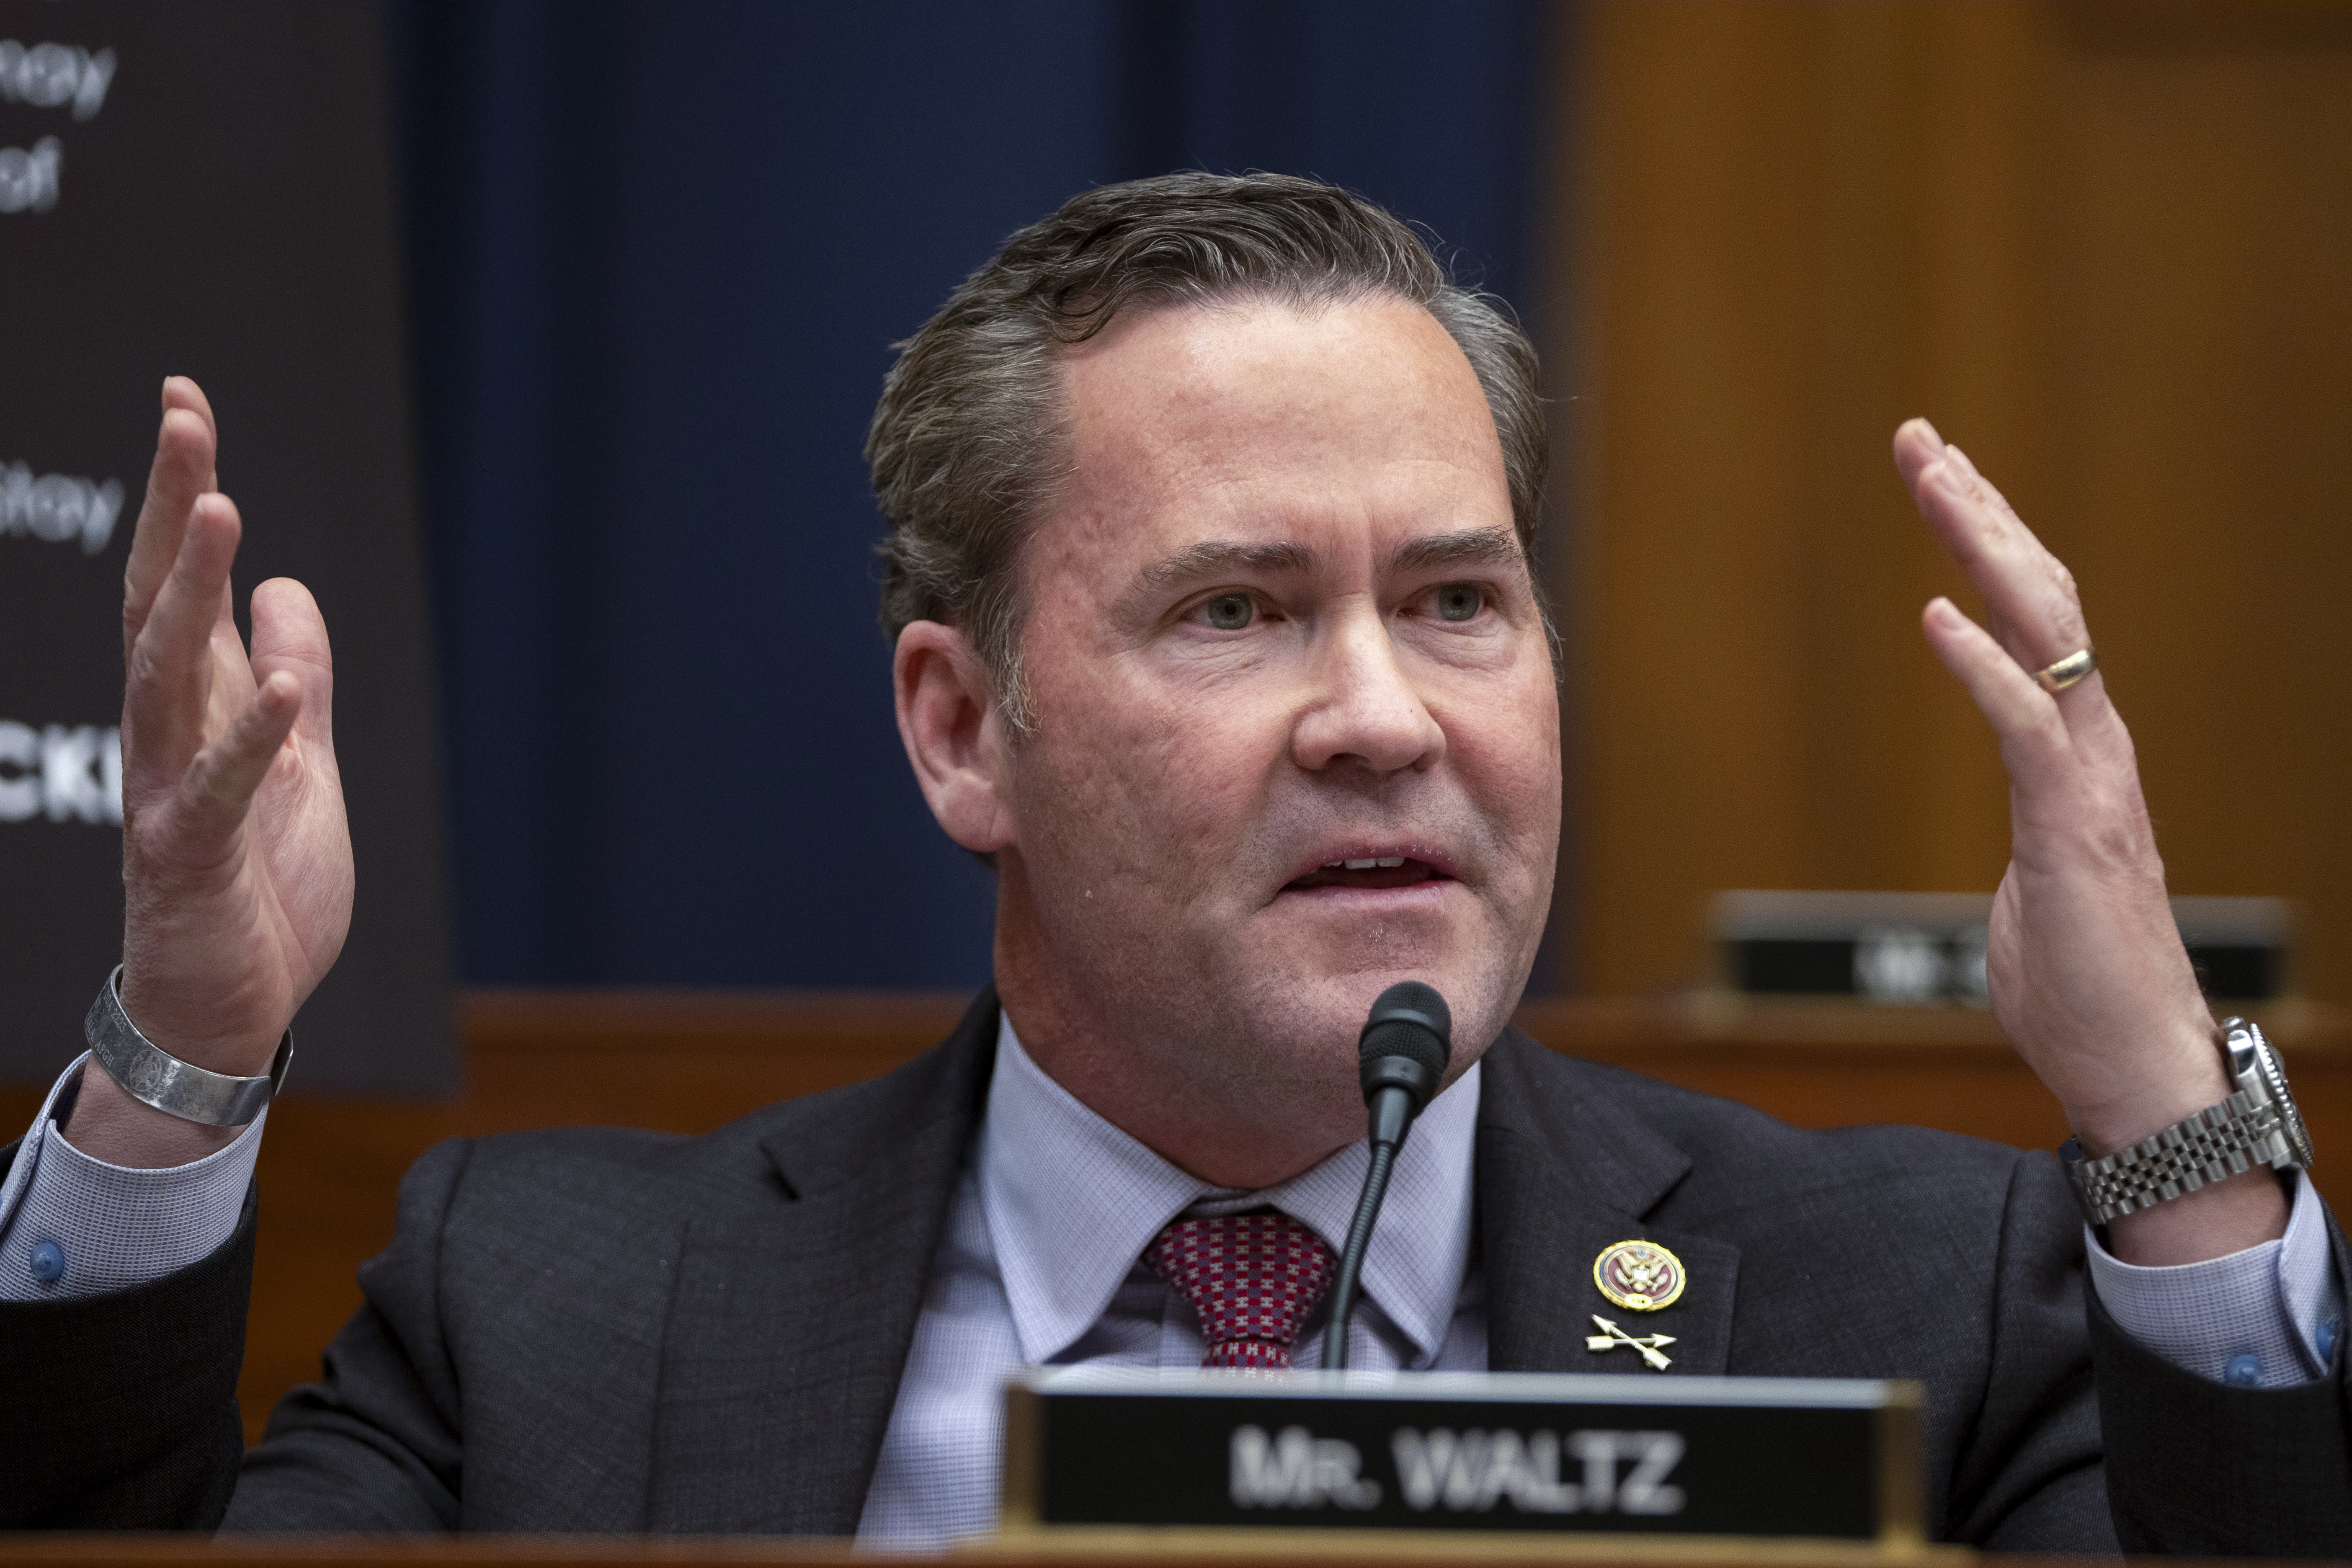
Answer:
854, 1017, 1488, 1547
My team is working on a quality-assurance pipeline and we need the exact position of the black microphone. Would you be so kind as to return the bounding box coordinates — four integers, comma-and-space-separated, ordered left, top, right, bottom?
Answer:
1320, 981, 1452, 1371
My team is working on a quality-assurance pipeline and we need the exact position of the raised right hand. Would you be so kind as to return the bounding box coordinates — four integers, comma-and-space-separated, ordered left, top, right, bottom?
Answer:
1893, 419, 2282, 1265
62, 378, 353, 1167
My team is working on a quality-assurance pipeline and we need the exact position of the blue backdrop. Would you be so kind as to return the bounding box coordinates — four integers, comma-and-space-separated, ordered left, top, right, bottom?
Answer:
390, 0, 1555, 989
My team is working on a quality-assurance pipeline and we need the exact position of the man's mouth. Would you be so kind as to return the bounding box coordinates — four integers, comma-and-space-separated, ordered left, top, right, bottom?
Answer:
1283, 856, 1449, 892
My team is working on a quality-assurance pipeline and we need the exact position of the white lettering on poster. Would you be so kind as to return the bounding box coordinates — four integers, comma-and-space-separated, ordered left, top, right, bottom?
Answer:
0, 722, 122, 825
0, 134, 61, 213
0, 40, 116, 119
0, 464, 126, 554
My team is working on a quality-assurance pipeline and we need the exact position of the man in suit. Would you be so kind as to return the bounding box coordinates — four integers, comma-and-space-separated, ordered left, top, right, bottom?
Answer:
7, 174, 2347, 1551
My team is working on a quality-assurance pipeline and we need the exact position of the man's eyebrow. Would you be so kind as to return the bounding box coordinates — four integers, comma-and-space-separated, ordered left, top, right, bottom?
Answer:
1132, 539, 1318, 594
1389, 528, 1525, 575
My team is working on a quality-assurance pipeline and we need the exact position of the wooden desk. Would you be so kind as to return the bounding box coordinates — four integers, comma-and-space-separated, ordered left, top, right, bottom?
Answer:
4, 990, 2345, 1448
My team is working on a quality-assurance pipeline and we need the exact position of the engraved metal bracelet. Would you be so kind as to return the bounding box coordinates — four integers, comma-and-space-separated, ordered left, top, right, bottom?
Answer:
83, 964, 293, 1127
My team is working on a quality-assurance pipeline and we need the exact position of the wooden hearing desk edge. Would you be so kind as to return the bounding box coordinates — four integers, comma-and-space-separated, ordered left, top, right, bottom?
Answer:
457, 986, 2352, 1066
448, 987, 2352, 1142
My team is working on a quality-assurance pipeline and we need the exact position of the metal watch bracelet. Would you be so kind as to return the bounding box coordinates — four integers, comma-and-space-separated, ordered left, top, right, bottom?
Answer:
83, 964, 293, 1127
2064, 1018, 2307, 1228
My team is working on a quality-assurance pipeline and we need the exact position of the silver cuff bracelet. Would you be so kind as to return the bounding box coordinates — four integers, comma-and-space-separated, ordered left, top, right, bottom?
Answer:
83, 964, 293, 1127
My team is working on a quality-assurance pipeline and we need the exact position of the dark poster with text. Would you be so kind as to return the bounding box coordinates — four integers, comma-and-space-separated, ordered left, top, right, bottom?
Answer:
0, 1, 454, 1093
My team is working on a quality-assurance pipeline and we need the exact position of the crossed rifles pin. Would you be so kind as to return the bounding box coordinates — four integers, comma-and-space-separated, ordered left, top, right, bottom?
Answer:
1586, 1314, 1676, 1371
1585, 1239, 1687, 1371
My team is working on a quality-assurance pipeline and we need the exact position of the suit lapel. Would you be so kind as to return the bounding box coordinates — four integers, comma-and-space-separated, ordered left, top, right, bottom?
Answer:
644, 989, 998, 1534
638, 1006, 1735, 1528
1477, 1030, 1740, 1377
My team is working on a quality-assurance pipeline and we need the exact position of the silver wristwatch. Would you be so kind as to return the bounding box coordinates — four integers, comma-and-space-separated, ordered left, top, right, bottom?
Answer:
2064, 1016, 2312, 1227
83, 964, 293, 1127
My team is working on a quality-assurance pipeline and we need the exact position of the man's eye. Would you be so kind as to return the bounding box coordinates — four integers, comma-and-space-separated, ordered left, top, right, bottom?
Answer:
1200, 593, 1256, 631
1432, 583, 1485, 622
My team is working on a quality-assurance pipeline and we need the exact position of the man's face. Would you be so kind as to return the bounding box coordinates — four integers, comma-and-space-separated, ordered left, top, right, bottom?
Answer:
989, 294, 1560, 1167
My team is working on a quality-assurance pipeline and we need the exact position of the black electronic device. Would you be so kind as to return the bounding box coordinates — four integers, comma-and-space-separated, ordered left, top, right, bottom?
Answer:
1321, 982, 1452, 1372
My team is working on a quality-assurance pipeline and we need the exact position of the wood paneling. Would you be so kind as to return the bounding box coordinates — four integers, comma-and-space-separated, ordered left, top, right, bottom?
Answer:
1552, 1, 2352, 998
7, 990, 2347, 1447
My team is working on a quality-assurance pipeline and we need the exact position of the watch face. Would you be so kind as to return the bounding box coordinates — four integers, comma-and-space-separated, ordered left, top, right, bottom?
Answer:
2252, 1030, 2317, 1169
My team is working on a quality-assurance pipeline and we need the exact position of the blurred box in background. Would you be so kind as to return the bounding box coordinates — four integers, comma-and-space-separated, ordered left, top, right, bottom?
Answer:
1712, 890, 2292, 1006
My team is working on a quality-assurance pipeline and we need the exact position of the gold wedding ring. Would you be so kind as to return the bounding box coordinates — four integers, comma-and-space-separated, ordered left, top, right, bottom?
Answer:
2032, 647, 2097, 693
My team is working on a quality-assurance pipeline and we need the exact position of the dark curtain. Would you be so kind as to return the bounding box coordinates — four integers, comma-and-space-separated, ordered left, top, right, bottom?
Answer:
390, 0, 1555, 988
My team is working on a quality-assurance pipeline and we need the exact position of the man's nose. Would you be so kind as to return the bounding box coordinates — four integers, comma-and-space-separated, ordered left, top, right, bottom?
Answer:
1290, 610, 1446, 774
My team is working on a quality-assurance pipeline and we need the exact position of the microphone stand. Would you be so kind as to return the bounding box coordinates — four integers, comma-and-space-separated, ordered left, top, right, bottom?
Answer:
1319, 1112, 1403, 1370
1321, 984, 1451, 1371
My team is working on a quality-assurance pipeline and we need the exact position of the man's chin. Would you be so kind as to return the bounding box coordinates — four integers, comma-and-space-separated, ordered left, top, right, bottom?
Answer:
1223, 947, 1510, 1060
1166, 900, 1534, 1111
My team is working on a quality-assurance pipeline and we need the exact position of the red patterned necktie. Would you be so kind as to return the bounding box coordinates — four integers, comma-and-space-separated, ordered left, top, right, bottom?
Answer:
1144, 1211, 1338, 1371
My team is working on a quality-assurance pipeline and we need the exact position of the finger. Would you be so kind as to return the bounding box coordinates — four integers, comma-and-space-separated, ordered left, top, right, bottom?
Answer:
170, 671, 303, 859
1920, 596, 2076, 785
206, 585, 256, 714
122, 380, 221, 656
1895, 425, 2091, 676
1890, 416, 1945, 489
163, 374, 218, 446
1922, 452, 2089, 667
249, 578, 336, 754
1924, 449, 2133, 756
124, 493, 241, 794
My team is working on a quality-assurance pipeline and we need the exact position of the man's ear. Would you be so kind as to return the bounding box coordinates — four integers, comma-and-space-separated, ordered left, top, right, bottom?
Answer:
894, 621, 1016, 854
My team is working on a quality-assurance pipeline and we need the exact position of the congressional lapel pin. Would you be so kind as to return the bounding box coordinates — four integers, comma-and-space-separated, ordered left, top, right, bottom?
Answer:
1586, 1314, 1675, 1370
1592, 1238, 1687, 1312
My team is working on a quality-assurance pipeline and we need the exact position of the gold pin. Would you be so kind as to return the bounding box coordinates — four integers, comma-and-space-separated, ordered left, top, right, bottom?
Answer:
1586, 1314, 1676, 1371
1592, 1239, 1687, 1312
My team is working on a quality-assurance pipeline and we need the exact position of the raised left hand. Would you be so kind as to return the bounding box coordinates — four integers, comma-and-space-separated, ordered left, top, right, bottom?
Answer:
1894, 419, 2287, 1264
62, 379, 354, 1169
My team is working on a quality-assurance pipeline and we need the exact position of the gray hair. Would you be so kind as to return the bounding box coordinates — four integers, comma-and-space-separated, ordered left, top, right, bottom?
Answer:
868, 171, 1547, 734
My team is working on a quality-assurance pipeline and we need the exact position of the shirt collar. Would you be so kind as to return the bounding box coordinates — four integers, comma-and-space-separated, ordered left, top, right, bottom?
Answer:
979, 1010, 1481, 1367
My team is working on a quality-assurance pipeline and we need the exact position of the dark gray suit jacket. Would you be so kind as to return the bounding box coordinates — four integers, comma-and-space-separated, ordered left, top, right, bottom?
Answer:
8, 990, 2349, 1550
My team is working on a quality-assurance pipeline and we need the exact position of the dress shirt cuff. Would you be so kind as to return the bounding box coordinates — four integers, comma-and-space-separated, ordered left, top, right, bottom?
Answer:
0, 1052, 265, 1302
2085, 1167, 2340, 1387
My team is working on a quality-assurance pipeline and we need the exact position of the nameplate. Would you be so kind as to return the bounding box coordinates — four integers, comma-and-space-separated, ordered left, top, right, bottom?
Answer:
1712, 888, 2287, 1003
1001, 1369, 1924, 1550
